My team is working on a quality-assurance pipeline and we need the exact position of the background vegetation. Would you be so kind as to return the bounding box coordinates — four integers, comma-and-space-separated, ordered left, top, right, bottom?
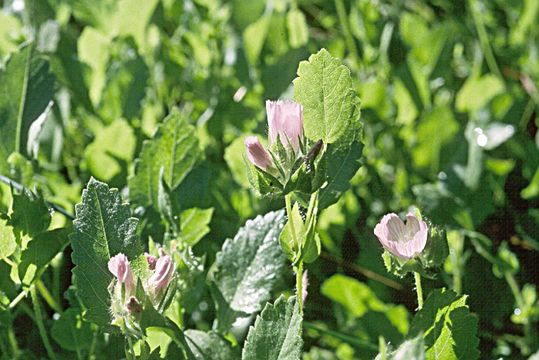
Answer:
0, 0, 537, 358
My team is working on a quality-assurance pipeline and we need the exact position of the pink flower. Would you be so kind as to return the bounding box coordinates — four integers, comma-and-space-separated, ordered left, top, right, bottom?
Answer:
266, 100, 303, 153
245, 136, 273, 171
374, 212, 428, 260
145, 252, 157, 270
148, 255, 175, 294
108, 253, 134, 295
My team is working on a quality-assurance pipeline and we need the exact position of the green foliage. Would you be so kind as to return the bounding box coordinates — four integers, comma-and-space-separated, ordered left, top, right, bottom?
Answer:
129, 109, 201, 208
19, 227, 70, 285
51, 307, 93, 352
8, 187, 51, 237
213, 210, 286, 315
242, 296, 303, 360
0, 44, 55, 171
293, 49, 360, 144
70, 178, 143, 326
410, 289, 479, 360
185, 330, 239, 359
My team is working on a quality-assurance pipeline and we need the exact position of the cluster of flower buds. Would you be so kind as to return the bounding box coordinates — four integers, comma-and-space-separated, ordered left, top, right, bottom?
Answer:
107, 249, 176, 319
374, 209, 448, 277
244, 100, 325, 197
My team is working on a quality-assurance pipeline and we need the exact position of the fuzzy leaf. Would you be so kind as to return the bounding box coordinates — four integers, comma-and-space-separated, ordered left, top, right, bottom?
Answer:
8, 187, 51, 237
242, 296, 302, 360
293, 48, 360, 144
410, 289, 479, 360
213, 210, 286, 314
129, 109, 201, 207
70, 178, 143, 326
180, 207, 214, 246
51, 307, 93, 352
19, 227, 70, 285
0, 43, 55, 171
317, 120, 363, 209
185, 330, 239, 360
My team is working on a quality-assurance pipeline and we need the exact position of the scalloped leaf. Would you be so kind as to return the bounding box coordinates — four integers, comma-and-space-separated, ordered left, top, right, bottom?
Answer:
293, 48, 360, 144
242, 296, 302, 360
129, 109, 201, 207
70, 178, 143, 326
213, 210, 286, 315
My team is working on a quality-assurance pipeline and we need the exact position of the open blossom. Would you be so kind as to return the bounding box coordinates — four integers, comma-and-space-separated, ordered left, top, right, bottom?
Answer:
374, 212, 428, 260
266, 100, 303, 153
148, 255, 175, 294
108, 253, 134, 295
245, 136, 273, 171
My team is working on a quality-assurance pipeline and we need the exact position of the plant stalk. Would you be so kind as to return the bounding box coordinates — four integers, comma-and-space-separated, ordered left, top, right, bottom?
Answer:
31, 286, 57, 360
414, 272, 424, 310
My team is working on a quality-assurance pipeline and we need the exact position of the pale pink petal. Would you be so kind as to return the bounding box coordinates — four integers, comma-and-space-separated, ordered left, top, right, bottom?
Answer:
245, 136, 273, 170
148, 255, 175, 294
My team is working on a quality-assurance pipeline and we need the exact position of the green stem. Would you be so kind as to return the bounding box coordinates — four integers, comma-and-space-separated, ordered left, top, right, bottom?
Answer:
125, 336, 135, 360
37, 280, 62, 314
295, 262, 304, 316
414, 272, 424, 310
334, 0, 359, 66
303, 321, 378, 351
468, 0, 503, 79
7, 328, 20, 359
285, 194, 299, 248
31, 286, 57, 360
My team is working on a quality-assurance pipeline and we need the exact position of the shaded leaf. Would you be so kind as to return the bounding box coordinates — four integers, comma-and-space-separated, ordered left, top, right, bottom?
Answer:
19, 227, 70, 284
70, 178, 143, 326
129, 109, 201, 208
185, 330, 239, 360
8, 187, 51, 237
213, 210, 286, 314
242, 296, 302, 360
51, 307, 93, 352
0, 43, 55, 171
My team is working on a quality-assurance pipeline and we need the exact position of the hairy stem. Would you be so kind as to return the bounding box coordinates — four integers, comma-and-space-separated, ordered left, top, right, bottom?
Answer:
414, 272, 424, 310
31, 286, 57, 360
295, 262, 304, 316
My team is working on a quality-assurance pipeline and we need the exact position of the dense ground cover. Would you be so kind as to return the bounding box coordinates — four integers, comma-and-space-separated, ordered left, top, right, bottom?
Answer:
0, 0, 538, 359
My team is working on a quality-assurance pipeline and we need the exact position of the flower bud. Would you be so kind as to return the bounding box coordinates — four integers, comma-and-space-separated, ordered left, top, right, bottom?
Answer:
148, 255, 175, 294
125, 296, 142, 315
108, 253, 134, 295
266, 100, 303, 153
245, 136, 273, 171
145, 252, 157, 270
374, 212, 428, 260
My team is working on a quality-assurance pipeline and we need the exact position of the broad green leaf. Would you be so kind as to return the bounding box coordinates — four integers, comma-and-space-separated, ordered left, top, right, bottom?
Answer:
521, 167, 539, 199
180, 208, 214, 246
84, 119, 136, 181
410, 289, 479, 360
51, 307, 93, 352
0, 44, 55, 171
70, 178, 143, 326
8, 187, 51, 237
318, 119, 363, 210
287, 9, 308, 48
0, 218, 16, 259
412, 106, 458, 172
455, 75, 504, 113
116, 0, 160, 54
213, 210, 286, 314
321, 274, 409, 335
224, 134, 252, 188
243, 15, 270, 64
242, 296, 302, 360
185, 330, 239, 359
129, 109, 201, 208
293, 48, 360, 144
78, 27, 110, 106
19, 227, 70, 285
376, 334, 425, 360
